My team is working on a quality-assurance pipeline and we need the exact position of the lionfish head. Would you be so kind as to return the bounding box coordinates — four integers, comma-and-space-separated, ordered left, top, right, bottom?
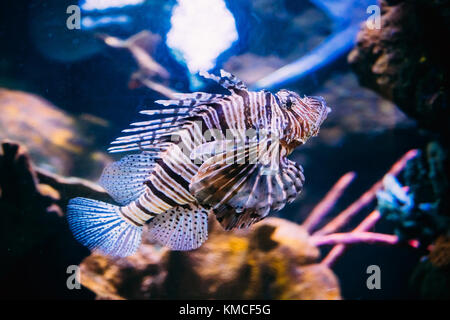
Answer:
276, 89, 331, 144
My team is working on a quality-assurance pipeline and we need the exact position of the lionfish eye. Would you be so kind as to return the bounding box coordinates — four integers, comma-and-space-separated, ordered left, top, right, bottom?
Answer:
285, 100, 293, 109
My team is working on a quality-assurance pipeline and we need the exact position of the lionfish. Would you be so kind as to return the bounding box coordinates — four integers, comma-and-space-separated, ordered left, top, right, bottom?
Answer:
67, 70, 330, 257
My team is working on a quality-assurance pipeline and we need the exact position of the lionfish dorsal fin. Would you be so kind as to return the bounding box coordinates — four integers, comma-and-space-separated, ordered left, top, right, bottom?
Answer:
99, 153, 156, 205
155, 92, 226, 107
199, 69, 248, 93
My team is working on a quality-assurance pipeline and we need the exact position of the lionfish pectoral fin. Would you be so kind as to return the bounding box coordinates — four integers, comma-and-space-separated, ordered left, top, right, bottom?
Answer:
213, 205, 264, 231
145, 203, 209, 251
220, 157, 304, 226
189, 139, 263, 208
99, 153, 156, 205
190, 140, 305, 229
67, 198, 143, 257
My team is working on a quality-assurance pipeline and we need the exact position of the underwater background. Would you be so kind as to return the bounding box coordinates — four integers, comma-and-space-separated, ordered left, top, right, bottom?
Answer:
0, 0, 449, 299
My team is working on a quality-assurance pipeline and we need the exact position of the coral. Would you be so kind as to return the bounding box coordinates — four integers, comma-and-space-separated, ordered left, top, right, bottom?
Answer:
348, 0, 450, 135
99, 31, 176, 98
79, 150, 421, 299
0, 140, 108, 298
429, 235, 450, 270
304, 150, 420, 267
400, 142, 450, 298
378, 141, 450, 248
0, 140, 341, 300
80, 218, 340, 300
0, 140, 428, 299
347, 0, 450, 298
376, 174, 448, 247
0, 89, 112, 178
0, 142, 59, 257
410, 235, 450, 299
404, 142, 450, 214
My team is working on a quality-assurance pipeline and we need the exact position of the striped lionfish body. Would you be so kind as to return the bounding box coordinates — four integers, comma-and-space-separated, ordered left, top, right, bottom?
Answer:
67, 70, 330, 257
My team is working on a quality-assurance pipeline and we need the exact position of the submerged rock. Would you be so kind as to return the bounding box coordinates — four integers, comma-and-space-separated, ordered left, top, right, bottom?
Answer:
410, 235, 450, 299
403, 142, 450, 298
0, 141, 99, 299
0, 88, 112, 179
348, 0, 450, 298
80, 218, 341, 300
348, 0, 450, 135
0, 140, 340, 300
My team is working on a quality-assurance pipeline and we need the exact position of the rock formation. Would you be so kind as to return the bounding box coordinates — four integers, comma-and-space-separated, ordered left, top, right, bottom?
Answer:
0, 141, 341, 299
348, 0, 450, 135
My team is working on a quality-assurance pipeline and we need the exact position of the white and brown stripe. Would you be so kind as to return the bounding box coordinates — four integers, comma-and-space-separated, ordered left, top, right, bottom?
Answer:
108, 70, 329, 229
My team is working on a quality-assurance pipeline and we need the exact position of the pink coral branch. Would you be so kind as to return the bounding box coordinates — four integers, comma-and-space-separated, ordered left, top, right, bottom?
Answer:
313, 149, 418, 236
311, 231, 398, 247
302, 171, 356, 233
321, 210, 381, 267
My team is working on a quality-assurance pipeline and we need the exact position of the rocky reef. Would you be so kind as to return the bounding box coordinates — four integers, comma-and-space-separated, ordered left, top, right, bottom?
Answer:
1, 0, 448, 300
348, 0, 450, 135
349, 0, 450, 298
0, 141, 100, 298
402, 142, 450, 298
0, 139, 424, 299
0, 89, 112, 179
410, 235, 450, 299
81, 218, 340, 300
0, 141, 340, 300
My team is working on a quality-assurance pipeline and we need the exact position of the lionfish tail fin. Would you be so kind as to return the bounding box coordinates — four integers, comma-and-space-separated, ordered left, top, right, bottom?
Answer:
67, 197, 142, 257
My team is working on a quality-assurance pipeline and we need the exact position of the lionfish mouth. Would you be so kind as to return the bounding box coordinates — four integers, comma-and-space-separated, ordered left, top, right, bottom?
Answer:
306, 95, 331, 134
309, 95, 332, 112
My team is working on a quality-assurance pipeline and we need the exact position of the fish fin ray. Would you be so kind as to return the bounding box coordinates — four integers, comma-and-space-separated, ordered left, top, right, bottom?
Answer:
155, 92, 225, 107
190, 138, 269, 208
67, 197, 142, 257
190, 140, 305, 229
139, 107, 192, 116
199, 70, 248, 93
145, 204, 208, 250
99, 153, 155, 205
111, 127, 180, 145
214, 206, 263, 230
